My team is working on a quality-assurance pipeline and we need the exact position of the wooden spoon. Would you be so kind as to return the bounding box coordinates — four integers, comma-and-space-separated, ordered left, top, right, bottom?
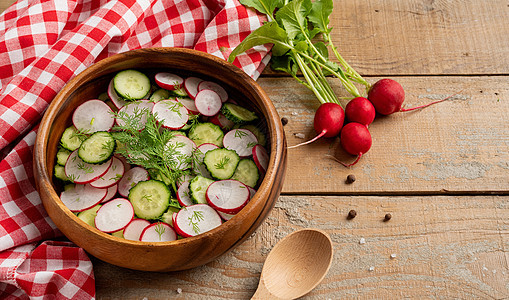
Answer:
252, 228, 333, 299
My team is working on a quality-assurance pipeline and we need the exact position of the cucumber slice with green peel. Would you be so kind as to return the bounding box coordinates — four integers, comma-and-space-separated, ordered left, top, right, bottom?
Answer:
150, 88, 171, 102
221, 103, 258, 124
113, 69, 151, 100
203, 148, 240, 180
230, 159, 259, 188
188, 122, 224, 147
54, 164, 70, 182
77, 204, 102, 228
60, 126, 86, 151
78, 131, 116, 164
128, 180, 171, 220
240, 124, 267, 147
189, 175, 215, 204
56, 148, 71, 166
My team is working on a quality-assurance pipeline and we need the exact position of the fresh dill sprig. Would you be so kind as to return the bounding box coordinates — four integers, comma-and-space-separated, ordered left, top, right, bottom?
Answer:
214, 156, 230, 169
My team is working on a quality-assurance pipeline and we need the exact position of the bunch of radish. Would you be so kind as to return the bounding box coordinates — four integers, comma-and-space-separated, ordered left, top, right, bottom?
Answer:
289, 78, 452, 167
54, 69, 270, 242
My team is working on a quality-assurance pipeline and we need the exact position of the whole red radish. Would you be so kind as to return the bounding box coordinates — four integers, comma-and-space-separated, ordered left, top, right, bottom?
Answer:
288, 102, 344, 149
345, 97, 376, 126
335, 122, 372, 167
367, 79, 405, 115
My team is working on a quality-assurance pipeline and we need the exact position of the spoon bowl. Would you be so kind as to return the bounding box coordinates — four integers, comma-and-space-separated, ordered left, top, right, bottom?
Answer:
253, 228, 333, 299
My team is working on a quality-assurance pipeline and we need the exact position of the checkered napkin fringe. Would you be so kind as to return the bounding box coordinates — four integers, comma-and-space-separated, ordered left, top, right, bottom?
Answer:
0, 0, 270, 298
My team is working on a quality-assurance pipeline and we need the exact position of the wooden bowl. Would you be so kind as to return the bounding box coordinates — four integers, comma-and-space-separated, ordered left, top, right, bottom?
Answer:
34, 48, 287, 271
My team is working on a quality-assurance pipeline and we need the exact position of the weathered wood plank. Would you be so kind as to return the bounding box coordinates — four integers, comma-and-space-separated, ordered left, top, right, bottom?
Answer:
258, 76, 509, 194
94, 195, 509, 299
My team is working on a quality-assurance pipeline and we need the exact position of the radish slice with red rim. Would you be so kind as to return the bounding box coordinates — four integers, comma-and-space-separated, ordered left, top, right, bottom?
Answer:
90, 156, 125, 189
184, 77, 203, 99
177, 180, 193, 207
60, 184, 107, 212
108, 78, 129, 109
198, 81, 228, 103
194, 143, 219, 178
209, 112, 234, 130
123, 218, 151, 241
94, 198, 134, 233
206, 179, 250, 214
223, 129, 258, 157
252, 144, 269, 174
194, 89, 222, 116
176, 173, 194, 188
165, 134, 197, 170
65, 150, 112, 184
118, 167, 150, 197
217, 210, 236, 221
155, 72, 184, 91
101, 184, 118, 203
152, 99, 189, 130
174, 204, 222, 237
72, 99, 115, 133
140, 222, 177, 242
177, 98, 199, 115
248, 186, 257, 199
115, 100, 154, 130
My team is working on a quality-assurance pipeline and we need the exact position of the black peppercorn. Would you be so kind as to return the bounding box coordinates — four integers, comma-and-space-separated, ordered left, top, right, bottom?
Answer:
281, 117, 288, 126
384, 213, 392, 222
346, 174, 356, 184
347, 209, 357, 219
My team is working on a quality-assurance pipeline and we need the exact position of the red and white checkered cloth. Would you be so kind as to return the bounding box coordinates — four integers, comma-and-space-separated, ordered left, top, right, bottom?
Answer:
0, 0, 270, 298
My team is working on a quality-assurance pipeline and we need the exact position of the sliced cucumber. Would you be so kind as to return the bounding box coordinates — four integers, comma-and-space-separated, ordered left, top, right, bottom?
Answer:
204, 148, 240, 180
78, 131, 116, 164
129, 180, 171, 220
54, 164, 70, 182
189, 175, 215, 204
231, 159, 259, 188
240, 124, 266, 147
172, 86, 188, 97
221, 103, 258, 124
188, 122, 224, 147
56, 148, 71, 166
77, 204, 102, 228
113, 69, 151, 100
60, 126, 86, 151
150, 88, 171, 102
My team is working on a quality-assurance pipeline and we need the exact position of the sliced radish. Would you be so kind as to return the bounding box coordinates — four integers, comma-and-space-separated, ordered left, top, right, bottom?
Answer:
108, 78, 128, 109
72, 99, 115, 133
115, 100, 154, 130
116, 155, 131, 173
90, 157, 125, 189
102, 184, 118, 203
152, 99, 189, 130
209, 112, 234, 130
140, 222, 177, 242
206, 179, 250, 214
177, 180, 193, 207
177, 173, 194, 188
165, 135, 197, 170
65, 150, 112, 184
155, 72, 184, 91
193, 143, 219, 178
184, 77, 203, 99
217, 210, 236, 221
252, 144, 269, 174
194, 89, 222, 116
123, 218, 151, 241
198, 81, 228, 103
174, 204, 222, 237
223, 129, 258, 157
248, 186, 257, 199
60, 184, 107, 212
177, 98, 199, 115
94, 198, 134, 233
118, 167, 150, 197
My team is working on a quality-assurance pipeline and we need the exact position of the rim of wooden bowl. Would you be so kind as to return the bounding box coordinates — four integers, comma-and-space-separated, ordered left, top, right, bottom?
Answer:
34, 47, 287, 271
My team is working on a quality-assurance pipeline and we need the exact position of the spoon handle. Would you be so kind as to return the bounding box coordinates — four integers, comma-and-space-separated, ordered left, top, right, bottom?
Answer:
251, 276, 285, 300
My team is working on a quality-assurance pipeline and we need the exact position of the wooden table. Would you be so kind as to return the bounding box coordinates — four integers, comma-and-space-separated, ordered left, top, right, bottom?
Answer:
2, 0, 508, 298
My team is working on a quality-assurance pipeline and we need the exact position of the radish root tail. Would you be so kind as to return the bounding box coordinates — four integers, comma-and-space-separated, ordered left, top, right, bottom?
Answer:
400, 90, 463, 112
288, 130, 327, 149
327, 153, 363, 168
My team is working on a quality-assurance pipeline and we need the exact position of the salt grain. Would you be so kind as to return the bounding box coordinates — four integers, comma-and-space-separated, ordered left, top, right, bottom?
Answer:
368, 266, 375, 272
295, 133, 306, 139
359, 238, 366, 244
390, 253, 397, 259
176, 288, 182, 294
291, 112, 298, 116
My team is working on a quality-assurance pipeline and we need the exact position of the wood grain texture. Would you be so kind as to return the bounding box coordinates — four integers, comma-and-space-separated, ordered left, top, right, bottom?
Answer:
93, 194, 509, 299
264, 76, 509, 194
